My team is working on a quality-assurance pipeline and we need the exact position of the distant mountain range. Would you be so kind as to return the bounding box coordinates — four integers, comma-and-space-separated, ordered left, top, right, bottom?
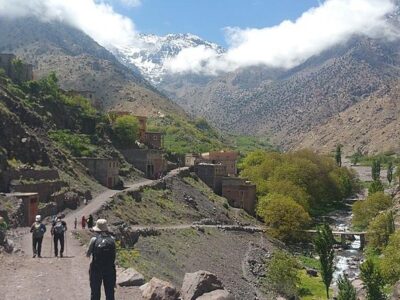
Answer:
111, 26, 400, 155
111, 33, 224, 84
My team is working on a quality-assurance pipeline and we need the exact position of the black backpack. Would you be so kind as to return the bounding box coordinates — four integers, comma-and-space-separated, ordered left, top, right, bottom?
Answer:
53, 222, 65, 235
93, 234, 116, 267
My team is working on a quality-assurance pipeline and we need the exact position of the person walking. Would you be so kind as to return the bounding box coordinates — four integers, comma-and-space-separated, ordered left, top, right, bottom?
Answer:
87, 214, 94, 230
74, 217, 78, 230
30, 215, 46, 258
86, 219, 116, 300
82, 216, 86, 229
51, 217, 67, 258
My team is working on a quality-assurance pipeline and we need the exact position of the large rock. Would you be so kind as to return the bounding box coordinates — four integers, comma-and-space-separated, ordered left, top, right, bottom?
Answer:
196, 289, 234, 300
181, 271, 224, 300
141, 277, 180, 300
117, 267, 145, 287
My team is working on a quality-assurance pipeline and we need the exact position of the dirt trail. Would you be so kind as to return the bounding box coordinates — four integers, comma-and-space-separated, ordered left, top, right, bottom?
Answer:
0, 178, 153, 300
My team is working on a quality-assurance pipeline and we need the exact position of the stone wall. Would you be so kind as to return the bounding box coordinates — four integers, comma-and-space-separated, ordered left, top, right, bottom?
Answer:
0, 169, 59, 192
10, 180, 67, 202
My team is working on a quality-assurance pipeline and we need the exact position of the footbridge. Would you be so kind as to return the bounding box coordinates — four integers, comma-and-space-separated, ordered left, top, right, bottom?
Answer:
304, 230, 367, 249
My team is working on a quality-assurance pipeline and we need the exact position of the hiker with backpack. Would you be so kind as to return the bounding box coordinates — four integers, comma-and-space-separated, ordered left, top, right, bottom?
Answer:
51, 217, 67, 258
86, 219, 116, 300
30, 215, 46, 258
87, 214, 94, 229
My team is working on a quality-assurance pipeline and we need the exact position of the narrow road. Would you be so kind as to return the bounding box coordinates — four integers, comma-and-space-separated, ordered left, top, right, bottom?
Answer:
0, 177, 156, 300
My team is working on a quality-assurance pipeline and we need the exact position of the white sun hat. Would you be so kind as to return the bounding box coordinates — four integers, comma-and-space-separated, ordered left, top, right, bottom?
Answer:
35, 215, 41, 222
92, 219, 109, 232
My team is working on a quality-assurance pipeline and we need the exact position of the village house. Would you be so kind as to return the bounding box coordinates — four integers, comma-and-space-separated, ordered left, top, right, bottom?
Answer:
185, 153, 200, 167
6, 192, 39, 226
121, 149, 166, 179
77, 158, 120, 188
221, 177, 256, 215
194, 163, 228, 195
0, 53, 33, 82
199, 150, 239, 176
143, 131, 164, 149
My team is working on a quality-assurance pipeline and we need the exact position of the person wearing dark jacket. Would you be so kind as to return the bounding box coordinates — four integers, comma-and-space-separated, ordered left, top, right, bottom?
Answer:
30, 215, 46, 258
86, 219, 116, 300
51, 217, 67, 257
87, 214, 94, 229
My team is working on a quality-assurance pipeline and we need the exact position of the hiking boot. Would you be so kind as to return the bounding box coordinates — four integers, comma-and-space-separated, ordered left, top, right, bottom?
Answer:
32, 254, 36, 258
60, 253, 63, 258
38, 255, 42, 258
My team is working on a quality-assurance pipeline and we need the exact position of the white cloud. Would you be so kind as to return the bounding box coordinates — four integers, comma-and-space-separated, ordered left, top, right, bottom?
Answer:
166, 0, 398, 75
0, 0, 140, 47
118, 0, 141, 8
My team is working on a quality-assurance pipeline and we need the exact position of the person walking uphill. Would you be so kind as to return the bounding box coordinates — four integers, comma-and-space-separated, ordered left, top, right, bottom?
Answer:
87, 219, 116, 300
30, 215, 46, 258
51, 217, 67, 257
87, 214, 94, 229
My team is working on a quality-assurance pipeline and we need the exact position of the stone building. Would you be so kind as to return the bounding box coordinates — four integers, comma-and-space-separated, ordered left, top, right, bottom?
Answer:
222, 177, 256, 215
194, 163, 227, 195
0, 53, 33, 82
185, 153, 200, 167
136, 115, 148, 141
200, 151, 239, 176
143, 132, 164, 149
6, 192, 39, 226
121, 149, 166, 179
77, 158, 120, 188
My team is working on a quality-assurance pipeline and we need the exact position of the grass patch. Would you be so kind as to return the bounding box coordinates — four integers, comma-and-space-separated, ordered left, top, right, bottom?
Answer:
299, 255, 320, 271
298, 270, 332, 300
49, 129, 97, 157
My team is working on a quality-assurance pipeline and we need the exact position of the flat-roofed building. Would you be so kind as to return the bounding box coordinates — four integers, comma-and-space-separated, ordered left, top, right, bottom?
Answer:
200, 150, 239, 176
194, 163, 227, 195
121, 149, 166, 179
6, 192, 39, 226
77, 158, 120, 188
221, 177, 256, 215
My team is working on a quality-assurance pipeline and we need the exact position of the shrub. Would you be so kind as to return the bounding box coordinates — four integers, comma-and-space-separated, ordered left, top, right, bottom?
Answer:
49, 130, 95, 157
352, 192, 392, 230
112, 115, 139, 148
380, 231, 400, 284
368, 180, 384, 195
367, 211, 395, 253
266, 250, 301, 298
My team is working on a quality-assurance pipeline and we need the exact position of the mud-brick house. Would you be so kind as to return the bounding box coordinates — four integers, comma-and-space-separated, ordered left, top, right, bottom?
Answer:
121, 149, 166, 179
0, 53, 33, 82
143, 132, 164, 149
200, 151, 239, 176
221, 177, 256, 215
185, 153, 200, 167
6, 192, 38, 226
194, 163, 227, 195
77, 158, 120, 188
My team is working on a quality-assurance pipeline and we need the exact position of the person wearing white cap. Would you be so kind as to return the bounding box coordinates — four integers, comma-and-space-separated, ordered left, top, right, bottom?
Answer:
30, 215, 46, 258
86, 219, 116, 300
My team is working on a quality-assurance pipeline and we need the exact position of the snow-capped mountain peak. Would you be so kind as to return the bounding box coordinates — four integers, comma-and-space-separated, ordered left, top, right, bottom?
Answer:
110, 33, 224, 84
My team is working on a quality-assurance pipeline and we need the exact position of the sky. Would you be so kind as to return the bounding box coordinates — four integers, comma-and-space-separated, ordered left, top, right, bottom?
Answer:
0, 0, 398, 74
112, 0, 320, 46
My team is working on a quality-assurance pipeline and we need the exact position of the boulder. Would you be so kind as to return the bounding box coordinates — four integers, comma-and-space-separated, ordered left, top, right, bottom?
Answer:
117, 267, 145, 287
306, 268, 318, 277
181, 271, 224, 300
196, 289, 234, 300
141, 277, 180, 300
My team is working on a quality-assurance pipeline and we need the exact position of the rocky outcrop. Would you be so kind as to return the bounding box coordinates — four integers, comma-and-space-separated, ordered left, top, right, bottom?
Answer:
117, 268, 145, 287
196, 289, 234, 300
181, 271, 224, 300
140, 277, 180, 300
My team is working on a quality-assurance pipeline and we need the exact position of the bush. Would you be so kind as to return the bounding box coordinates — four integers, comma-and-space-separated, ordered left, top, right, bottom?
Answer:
368, 180, 384, 195
49, 130, 95, 157
257, 193, 311, 241
380, 231, 400, 284
266, 250, 301, 298
112, 115, 139, 148
352, 192, 392, 230
367, 211, 395, 253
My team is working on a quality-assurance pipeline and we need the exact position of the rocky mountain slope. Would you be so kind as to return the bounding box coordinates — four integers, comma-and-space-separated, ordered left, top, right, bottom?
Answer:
0, 17, 184, 117
111, 33, 224, 84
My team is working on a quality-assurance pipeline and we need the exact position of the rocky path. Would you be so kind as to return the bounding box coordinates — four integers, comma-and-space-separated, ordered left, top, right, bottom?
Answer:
0, 177, 155, 300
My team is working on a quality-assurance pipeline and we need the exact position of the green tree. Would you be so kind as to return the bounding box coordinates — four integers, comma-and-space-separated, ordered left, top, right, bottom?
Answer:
335, 144, 342, 167
350, 148, 363, 166
257, 194, 311, 241
380, 231, 400, 284
112, 115, 139, 148
371, 159, 381, 181
367, 211, 395, 253
337, 274, 356, 300
360, 259, 386, 300
352, 192, 392, 229
368, 180, 384, 195
314, 223, 335, 299
266, 250, 301, 298
387, 161, 394, 185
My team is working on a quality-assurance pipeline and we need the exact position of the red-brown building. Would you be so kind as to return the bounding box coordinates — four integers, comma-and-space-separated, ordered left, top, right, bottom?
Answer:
143, 132, 164, 149
194, 163, 228, 195
222, 177, 256, 215
6, 192, 39, 226
200, 151, 239, 176
77, 158, 120, 188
